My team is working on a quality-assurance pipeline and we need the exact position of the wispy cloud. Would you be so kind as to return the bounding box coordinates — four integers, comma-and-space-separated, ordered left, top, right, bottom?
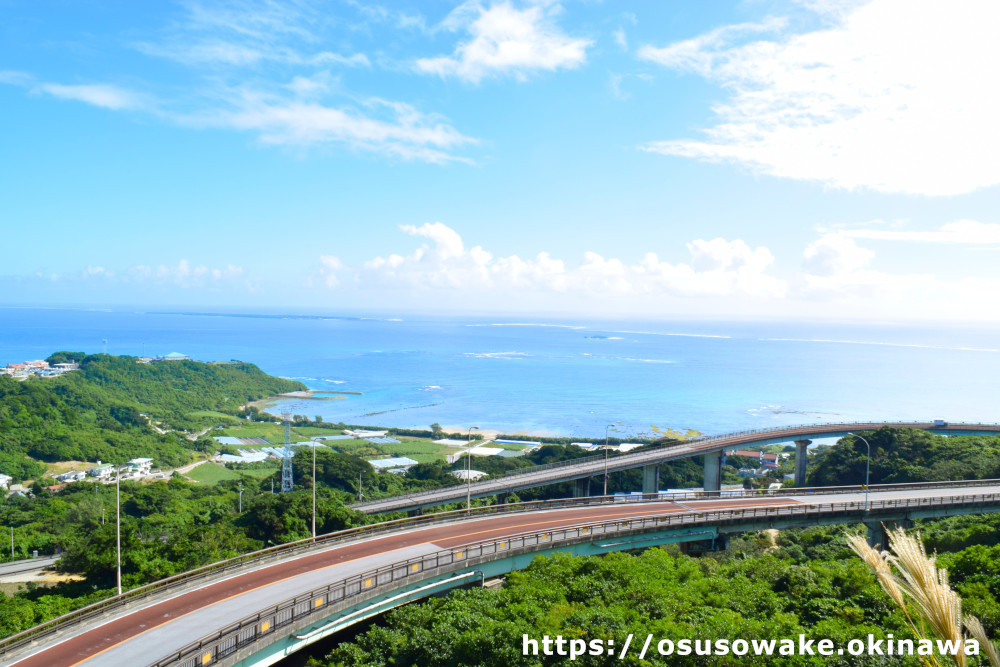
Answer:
840, 220, 1000, 244
36, 83, 147, 111
38, 260, 245, 289
416, 1, 592, 83
136, 0, 367, 68
1, 71, 149, 112
13, 0, 477, 164
638, 0, 1000, 196
191, 93, 476, 163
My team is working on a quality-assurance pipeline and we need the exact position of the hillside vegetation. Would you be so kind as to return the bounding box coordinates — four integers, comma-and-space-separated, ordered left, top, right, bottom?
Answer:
807, 426, 1000, 486
0, 353, 303, 479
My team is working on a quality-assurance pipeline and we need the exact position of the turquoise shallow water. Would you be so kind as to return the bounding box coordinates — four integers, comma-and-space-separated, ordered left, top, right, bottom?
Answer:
2, 307, 998, 438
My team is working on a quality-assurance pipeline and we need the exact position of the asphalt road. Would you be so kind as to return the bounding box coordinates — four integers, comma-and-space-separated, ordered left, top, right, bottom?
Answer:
7, 497, 799, 667
8, 483, 1000, 667
0, 556, 60, 580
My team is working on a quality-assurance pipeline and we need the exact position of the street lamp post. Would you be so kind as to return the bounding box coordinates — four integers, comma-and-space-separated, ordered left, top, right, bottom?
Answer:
238, 482, 243, 514
466, 426, 480, 510
115, 464, 122, 596
603, 424, 614, 496
311, 443, 317, 540
848, 432, 872, 511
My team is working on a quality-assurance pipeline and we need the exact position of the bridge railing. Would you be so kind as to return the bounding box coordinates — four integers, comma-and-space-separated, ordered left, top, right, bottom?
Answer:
149, 490, 1000, 667
353, 421, 1000, 510
6, 472, 1000, 660
0, 494, 632, 658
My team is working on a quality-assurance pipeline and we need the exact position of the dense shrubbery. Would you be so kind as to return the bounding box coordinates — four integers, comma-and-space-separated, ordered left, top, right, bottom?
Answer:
313, 517, 1000, 667
807, 426, 1000, 486
0, 474, 370, 637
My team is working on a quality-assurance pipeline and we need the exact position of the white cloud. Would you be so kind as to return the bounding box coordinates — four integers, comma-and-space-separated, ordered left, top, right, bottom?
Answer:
613, 27, 628, 50
1, 72, 147, 112
135, 0, 368, 69
416, 1, 592, 83
35, 83, 146, 110
843, 220, 1000, 244
639, 0, 1000, 196
637, 17, 786, 76
208, 96, 476, 163
318, 255, 346, 287
343, 223, 784, 299
128, 260, 243, 288
800, 232, 930, 299
802, 233, 874, 276
0, 70, 33, 86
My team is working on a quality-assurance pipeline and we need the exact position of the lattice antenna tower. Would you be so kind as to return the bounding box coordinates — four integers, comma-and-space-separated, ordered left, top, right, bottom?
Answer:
281, 411, 294, 493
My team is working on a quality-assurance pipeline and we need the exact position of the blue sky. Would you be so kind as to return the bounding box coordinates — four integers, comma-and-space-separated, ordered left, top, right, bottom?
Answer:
3, 0, 1000, 321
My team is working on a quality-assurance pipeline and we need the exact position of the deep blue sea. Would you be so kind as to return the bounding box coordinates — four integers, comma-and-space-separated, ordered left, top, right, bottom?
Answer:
2, 307, 998, 439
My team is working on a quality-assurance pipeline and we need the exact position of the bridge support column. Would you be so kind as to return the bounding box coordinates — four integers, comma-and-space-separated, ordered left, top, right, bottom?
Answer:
407, 509, 421, 518
573, 478, 591, 498
642, 464, 660, 496
794, 440, 811, 486
866, 519, 914, 549
498, 492, 509, 505
703, 451, 722, 496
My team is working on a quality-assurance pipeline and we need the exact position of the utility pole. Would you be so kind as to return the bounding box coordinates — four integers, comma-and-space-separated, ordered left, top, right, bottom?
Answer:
9, 526, 12, 558
115, 465, 122, 596
238, 482, 243, 513
358, 473, 363, 503
311, 443, 317, 539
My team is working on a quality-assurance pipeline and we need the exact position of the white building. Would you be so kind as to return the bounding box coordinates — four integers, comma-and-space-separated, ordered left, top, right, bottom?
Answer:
89, 463, 115, 478
0, 473, 12, 489
128, 458, 154, 475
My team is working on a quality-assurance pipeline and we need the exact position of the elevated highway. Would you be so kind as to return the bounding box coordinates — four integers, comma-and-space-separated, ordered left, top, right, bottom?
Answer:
4, 480, 1000, 667
351, 421, 1000, 514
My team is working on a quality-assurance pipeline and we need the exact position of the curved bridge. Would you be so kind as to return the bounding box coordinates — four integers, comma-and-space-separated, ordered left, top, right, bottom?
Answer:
351, 421, 1000, 514
4, 480, 1000, 667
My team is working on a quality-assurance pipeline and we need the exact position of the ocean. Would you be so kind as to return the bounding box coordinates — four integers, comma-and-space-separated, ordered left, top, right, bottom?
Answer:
2, 307, 998, 439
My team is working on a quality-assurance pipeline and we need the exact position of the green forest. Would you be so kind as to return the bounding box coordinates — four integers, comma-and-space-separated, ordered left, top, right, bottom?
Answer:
0, 352, 303, 480
312, 516, 1000, 667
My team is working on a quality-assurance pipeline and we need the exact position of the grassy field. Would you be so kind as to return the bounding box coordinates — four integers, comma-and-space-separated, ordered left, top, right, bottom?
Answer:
237, 465, 280, 479
44, 460, 95, 475
186, 463, 241, 484
215, 423, 310, 443
291, 426, 343, 437
187, 410, 241, 423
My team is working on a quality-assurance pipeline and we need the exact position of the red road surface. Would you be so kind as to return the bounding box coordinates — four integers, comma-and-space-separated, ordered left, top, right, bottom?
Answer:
10, 497, 799, 667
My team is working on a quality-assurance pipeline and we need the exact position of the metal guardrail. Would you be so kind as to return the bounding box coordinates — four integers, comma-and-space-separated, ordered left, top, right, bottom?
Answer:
149, 490, 1000, 667
6, 471, 1000, 662
0, 496, 622, 658
352, 421, 1000, 510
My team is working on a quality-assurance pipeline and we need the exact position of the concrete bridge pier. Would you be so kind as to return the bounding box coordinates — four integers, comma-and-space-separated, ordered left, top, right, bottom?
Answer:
642, 464, 660, 496
497, 492, 510, 505
703, 451, 722, 496
794, 440, 811, 486
573, 477, 591, 498
865, 519, 914, 550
